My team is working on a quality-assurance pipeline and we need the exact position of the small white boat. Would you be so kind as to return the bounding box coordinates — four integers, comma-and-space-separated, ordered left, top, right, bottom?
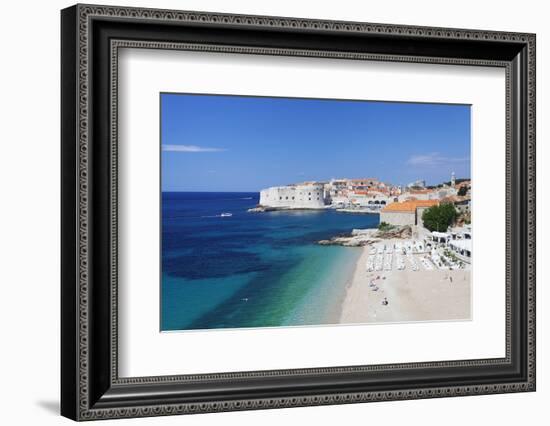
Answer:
220, 212, 233, 217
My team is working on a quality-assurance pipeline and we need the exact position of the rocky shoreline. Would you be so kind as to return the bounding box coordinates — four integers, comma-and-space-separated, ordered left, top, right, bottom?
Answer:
248, 205, 378, 214
318, 225, 412, 247
247, 205, 327, 213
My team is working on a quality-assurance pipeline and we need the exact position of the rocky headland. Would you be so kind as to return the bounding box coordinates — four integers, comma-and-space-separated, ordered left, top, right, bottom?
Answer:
318, 225, 412, 247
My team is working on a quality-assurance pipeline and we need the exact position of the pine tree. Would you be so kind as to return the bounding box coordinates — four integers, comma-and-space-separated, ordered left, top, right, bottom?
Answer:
421, 203, 457, 232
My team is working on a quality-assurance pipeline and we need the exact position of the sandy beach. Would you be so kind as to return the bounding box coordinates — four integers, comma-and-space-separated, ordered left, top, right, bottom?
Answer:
339, 241, 471, 324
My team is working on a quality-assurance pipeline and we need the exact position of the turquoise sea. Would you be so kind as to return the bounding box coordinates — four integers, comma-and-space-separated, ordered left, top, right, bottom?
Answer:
161, 192, 379, 331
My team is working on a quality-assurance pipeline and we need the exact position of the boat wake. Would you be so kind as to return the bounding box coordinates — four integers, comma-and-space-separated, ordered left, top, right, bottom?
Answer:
201, 213, 233, 218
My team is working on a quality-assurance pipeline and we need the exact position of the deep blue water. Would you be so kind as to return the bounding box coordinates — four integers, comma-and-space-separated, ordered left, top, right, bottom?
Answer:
161, 192, 379, 331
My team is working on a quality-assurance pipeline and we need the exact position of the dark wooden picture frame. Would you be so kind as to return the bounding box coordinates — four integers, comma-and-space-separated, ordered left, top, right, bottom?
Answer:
61, 4, 536, 421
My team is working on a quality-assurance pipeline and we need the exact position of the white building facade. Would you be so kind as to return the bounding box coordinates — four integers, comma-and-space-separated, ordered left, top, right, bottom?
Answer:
259, 183, 326, 209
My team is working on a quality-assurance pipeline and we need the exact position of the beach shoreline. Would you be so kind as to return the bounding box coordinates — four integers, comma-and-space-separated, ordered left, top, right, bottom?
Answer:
339, 241, 471, 324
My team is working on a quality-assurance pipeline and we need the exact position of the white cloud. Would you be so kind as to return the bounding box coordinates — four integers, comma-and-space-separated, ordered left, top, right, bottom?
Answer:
407, 152, 468, 167
162, 144, 226, 153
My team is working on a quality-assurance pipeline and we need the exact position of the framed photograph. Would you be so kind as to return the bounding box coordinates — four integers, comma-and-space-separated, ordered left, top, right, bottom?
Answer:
61, 4, 536, 421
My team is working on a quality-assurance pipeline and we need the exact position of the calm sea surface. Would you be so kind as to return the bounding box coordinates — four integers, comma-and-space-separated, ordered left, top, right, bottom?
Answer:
161, 192, 379, 331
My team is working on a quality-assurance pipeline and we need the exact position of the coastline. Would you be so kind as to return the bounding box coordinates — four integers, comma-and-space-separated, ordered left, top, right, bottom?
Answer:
248, 205, 381, 215
162, 192, 381, 330
281, 245, 363, 327
339, 240, 471, 324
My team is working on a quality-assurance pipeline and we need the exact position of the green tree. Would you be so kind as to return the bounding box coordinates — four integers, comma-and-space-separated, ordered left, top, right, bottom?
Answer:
421, 203, 457, 232
378, 221, 394, 231
457, 186, 468, 196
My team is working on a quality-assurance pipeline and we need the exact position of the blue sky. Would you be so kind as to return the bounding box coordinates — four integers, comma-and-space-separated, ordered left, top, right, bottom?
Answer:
161, 93, 470, 192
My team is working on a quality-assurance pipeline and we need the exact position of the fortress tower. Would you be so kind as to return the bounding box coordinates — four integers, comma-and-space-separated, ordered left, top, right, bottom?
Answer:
259, 183, 325, 209
451, 171, 456, 188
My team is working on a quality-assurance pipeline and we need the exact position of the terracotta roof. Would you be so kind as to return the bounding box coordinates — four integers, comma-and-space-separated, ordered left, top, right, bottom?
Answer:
440, 195, 470, 204
456, 180, 471, 188
440, 196, 458, 203
409, 189, 434, 194
381, 199, 439, 213
352, 190, 387, 196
